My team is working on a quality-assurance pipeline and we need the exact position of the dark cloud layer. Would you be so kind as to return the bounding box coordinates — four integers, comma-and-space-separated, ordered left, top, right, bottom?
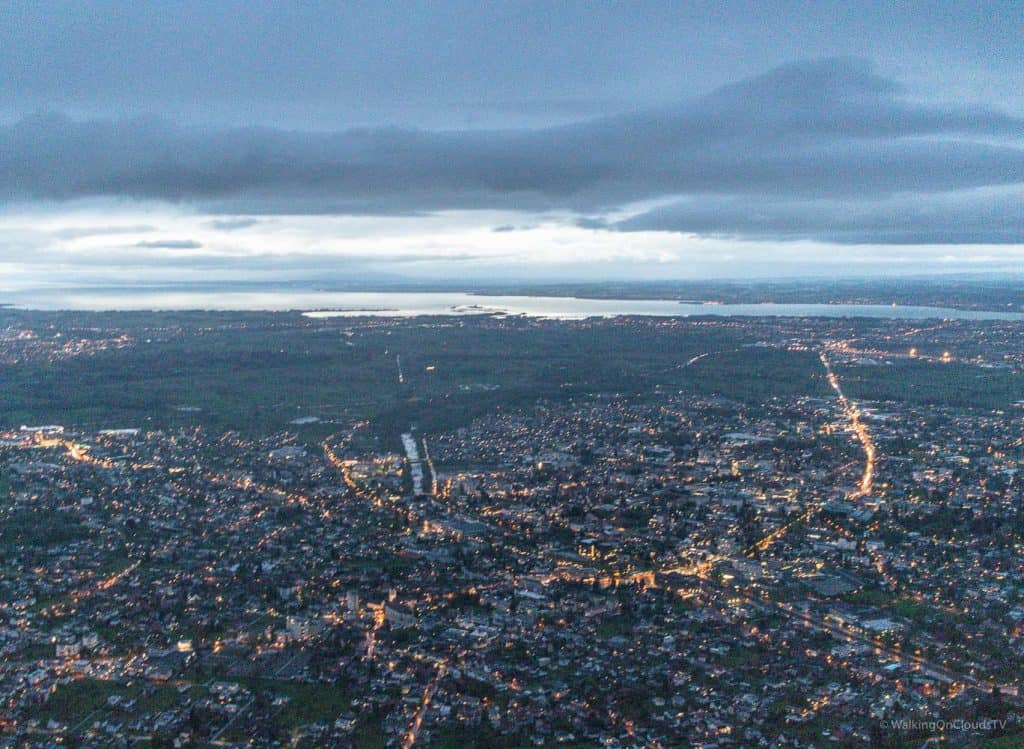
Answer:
615, 191, 1024, 245
2, 59, 1021, 244
3, 2, 1021, 128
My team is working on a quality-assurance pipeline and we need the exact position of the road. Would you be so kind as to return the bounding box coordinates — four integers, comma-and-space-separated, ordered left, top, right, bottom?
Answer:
820, 347, 877, 498
402, 661, 449, 749
745, 345, 879, 556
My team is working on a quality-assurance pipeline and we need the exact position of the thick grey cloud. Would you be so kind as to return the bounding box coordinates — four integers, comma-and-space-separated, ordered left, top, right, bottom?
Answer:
2, 2, 1021, 127
1, 58, 1021, 244
615, 190, 1024, 244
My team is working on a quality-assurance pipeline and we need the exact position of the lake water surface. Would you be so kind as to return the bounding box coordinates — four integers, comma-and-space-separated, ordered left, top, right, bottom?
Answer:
5, 288, 1024, 321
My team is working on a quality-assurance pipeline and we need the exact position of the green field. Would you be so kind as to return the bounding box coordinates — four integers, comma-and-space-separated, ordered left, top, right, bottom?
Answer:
2, 312, 1018, 447
0, 313, 832, 441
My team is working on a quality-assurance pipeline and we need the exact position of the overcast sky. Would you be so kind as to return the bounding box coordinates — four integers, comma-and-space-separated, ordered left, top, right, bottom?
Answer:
1, 0, 1021, 286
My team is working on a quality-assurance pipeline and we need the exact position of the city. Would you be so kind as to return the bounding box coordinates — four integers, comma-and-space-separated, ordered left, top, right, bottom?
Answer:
2, 307, 1023, 747
1, 2, 1022, 746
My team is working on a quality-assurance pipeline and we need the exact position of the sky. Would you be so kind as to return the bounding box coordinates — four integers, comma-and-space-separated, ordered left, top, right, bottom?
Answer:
1, 0, 1021, 286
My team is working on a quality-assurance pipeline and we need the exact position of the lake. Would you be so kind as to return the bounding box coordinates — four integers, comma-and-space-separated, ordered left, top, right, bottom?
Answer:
4, 288, 1024, 321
